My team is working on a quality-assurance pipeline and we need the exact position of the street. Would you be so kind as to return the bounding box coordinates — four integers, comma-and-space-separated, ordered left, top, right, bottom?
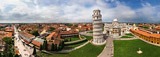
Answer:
14, 26, 34, 57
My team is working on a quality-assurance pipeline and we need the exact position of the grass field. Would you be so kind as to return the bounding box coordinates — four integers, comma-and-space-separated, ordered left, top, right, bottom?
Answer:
37, 36, 104, 57
114, 39, 160, 57
83, 36, 93, 40
37, 43, 105, 57
121, 33, 134, 38
120, 36, 132, 38
64, 36, 80, 42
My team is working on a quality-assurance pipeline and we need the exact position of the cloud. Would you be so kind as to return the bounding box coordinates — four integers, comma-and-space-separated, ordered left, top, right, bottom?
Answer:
0, 0, 160, 23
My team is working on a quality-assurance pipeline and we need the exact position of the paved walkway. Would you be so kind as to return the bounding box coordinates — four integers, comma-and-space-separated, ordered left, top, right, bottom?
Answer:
14, 26, 34, 57
114, 37, 138, 40
98, 37, 114, 57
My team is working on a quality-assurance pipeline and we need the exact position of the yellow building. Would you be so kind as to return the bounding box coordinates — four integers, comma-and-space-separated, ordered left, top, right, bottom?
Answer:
130, 28, 160, 44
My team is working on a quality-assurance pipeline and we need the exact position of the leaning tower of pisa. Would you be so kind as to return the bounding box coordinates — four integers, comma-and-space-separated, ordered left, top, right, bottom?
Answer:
92, 9, 105, 45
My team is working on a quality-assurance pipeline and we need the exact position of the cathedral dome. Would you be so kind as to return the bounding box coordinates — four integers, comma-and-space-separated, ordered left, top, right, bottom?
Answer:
113, 18, 118, 22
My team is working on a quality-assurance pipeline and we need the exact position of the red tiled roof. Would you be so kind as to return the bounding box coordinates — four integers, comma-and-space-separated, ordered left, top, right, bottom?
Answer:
15, 50, 19, 54
4, 32, 13, 37
131, 29, 160, 38
5, 27, 14, 32
54, 39, 60, 45
23, 39, 30, 44
46, 32, 58, 40
32, 40, 42, 47
20, 31, 35, 39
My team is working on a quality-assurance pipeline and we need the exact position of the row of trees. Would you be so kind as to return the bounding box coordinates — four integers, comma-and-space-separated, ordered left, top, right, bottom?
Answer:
50, 41, 64, 51
1, 37, 15, 57
31, 30, 39, 37
39, 39, 64, 51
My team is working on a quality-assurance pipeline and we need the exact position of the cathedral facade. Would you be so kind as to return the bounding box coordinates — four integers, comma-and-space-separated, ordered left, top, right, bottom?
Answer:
103, 19, 131, 38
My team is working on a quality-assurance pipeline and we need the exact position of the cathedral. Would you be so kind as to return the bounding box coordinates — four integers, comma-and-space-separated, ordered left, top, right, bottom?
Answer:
103, 19, 131, 38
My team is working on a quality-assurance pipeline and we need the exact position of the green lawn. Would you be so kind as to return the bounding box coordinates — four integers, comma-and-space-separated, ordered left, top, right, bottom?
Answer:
125, 33, 134, 36
64, 40, 87, 49
64, 36, 80, 42
83, 36, 93, 40
121, 33, 134, 38
37, 43, 105, 57
120, 36, 132, 38
114, 39, 160, 57
64, 36, 92, 48
88, 31, 93, 33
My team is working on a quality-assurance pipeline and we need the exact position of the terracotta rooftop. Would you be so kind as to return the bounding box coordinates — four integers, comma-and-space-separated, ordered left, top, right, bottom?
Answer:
14, 46, 20, 55
4, 32, 13, 37
19, 31, 35, 39
131, 29, 160, 38
15, 50, 19, 55
23, 39, 30, 44
31, 40, 42, 47
46, 32, 58, 40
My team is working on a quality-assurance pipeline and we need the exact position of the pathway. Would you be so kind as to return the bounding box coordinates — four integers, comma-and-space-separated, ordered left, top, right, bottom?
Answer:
114, 37, 138, 40
14, 26, 34, 57
98, 37, 114, 57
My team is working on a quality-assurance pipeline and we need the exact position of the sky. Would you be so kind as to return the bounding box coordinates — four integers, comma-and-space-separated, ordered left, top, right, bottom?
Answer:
0, 0, 160, 23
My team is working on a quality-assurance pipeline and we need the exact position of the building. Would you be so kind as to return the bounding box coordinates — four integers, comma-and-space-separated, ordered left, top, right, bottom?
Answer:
60, 30, 79, 38
31, 38, 44, 48
92, 9, 105, 45
46, 31, 62, 50
19, 31, 35, 43
130, 28, 160, 45
103, 19, 131, 38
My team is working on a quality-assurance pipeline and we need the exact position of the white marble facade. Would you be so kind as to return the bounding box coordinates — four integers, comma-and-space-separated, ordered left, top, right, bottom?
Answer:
92, 9, 105, 45
103, 19, 131, 38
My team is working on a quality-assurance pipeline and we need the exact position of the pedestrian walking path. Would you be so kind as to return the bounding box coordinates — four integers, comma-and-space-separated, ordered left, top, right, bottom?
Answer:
14, 26, 34, 57
114, 37, 138, 40
98, 37, 114, 57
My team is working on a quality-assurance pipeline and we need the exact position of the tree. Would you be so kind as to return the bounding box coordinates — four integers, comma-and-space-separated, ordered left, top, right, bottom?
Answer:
51, 43, 55, 51
61, 41, 64, 49
33, 46, 36, 56
54, 44, 57, 51
42, 40, 48, 50
8, 52, 13, 57
0, 53, 2, 57
65, 23, 73, 27
39, 45, 43, 51
14, 54, 19, 57
58, 41, 64, 51
49, 27, 55, 31
2, 37, 12, 45
31, 30, 39, 36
